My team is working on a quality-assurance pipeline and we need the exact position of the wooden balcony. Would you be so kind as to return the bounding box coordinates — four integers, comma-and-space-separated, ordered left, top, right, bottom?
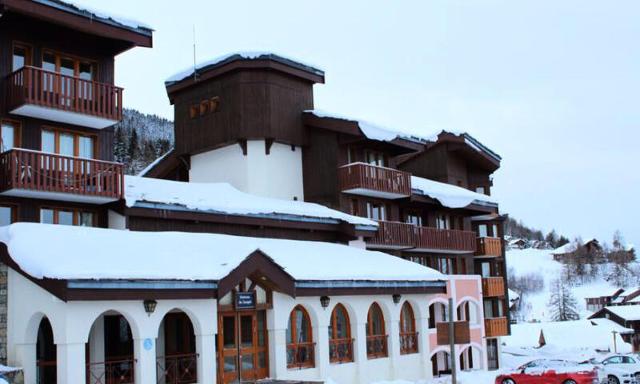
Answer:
414, 227, 477, 253
6, 66, 123, 129
338, 163, 411, 199
0, 148, 124, 204
436, 321, 471, 345
368, 221, 415, 249
484, 317, 509, 338
476, 237, 503, 257
482, 277, 506, 297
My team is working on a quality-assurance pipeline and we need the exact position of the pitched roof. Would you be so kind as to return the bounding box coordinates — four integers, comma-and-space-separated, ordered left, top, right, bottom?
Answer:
411, 175, 498, 209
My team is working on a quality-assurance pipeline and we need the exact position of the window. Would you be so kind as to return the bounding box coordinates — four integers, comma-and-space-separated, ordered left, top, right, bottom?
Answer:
0, 206, 15, 226
428, 302, 448, 328
399, 302, 418, 355
328, 304, 353, 363
0, 121, 19, 152
478, 224, 488, 238
41, 129, 95, 159
190, 96, 220, 119
366, 303, 387, 359
366, 202, 386, 221
481, 262, 491, 278
41, 50, 97, 80
436, 214, 450, 230
406, 213, 422, 227
364, 150, 385, 167
40, 208, 95, 227
492, 224, 499, 238
12, 44, 32, 71
286, 306, 314, 369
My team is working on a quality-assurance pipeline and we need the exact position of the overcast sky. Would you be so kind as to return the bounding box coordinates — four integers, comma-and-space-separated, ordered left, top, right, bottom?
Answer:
77, 0, 639, 248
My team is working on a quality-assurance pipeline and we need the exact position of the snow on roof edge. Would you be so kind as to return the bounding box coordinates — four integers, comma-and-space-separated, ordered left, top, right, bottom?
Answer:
166, 52, 324, 85
137, 148, 174, 177
411, 175, 498, 209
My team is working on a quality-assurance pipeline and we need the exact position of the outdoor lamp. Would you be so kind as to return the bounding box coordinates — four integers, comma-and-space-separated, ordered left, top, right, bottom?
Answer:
320, 295, 331, 309
392, 294, 402, 304
143, 299, 157, 315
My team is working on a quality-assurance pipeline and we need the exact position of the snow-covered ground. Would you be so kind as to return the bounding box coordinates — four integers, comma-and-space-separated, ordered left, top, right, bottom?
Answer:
506, 248, 627, 321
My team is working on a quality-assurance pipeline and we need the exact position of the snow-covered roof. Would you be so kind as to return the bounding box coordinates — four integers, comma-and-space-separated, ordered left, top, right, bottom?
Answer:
410, 175, 498, 209
305, 109, 431, 144
137, 149, 174, 177
34, 0, 153, 34
552, 242, 577, 255
0, 223, 445, 283
166, 52, 324, 85
602, 305, 640, 321
124, 176, 376, 227
503, 319, 633, 351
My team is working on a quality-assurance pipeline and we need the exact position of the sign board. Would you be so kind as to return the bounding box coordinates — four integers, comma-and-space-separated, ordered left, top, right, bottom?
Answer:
436, 321, 470, 345
235, 292, 256, 310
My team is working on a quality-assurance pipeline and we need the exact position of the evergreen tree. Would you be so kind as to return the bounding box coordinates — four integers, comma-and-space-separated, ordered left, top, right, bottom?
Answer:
548, 278, 580, 321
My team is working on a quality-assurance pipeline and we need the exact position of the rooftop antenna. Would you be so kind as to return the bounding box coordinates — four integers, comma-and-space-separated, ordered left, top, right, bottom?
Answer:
192, 24, 198, 82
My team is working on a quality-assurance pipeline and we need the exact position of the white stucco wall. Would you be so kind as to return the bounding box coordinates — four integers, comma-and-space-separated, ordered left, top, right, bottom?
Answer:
189, 140, 305, 201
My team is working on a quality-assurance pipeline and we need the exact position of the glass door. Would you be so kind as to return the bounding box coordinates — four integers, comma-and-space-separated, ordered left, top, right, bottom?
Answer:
218, 311, 268, 384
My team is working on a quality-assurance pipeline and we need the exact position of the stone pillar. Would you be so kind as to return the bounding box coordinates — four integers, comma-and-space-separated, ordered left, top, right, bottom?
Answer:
268, 327, 287, 379
134, 336, 157, 384
388, 314, 401, 379
196, 334, 216, 384
56, 342, 86, 384
14, 343, 36, 384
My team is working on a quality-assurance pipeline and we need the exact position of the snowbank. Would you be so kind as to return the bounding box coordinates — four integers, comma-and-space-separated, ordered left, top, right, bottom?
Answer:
0, 223, 445, 283
125, 176, 376, 227
411, 176, 498, 208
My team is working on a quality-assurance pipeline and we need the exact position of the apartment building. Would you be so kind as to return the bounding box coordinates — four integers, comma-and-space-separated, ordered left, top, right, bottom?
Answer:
0, 2, 505, 383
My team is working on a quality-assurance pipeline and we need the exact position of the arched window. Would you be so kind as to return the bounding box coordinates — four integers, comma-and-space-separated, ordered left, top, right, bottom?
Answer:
329, 304, 353, 363
428, 302, 448, 329
286, 305, 314, 369
366, 303, 387, 359
399, 302, 418, 354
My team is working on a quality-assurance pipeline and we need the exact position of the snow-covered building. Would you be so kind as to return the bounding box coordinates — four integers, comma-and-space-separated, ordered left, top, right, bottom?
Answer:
0, 1, 508, 383
589, 306, 640, 352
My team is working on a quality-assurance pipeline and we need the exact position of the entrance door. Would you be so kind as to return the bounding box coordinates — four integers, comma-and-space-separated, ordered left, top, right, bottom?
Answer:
218, 311, 268, 383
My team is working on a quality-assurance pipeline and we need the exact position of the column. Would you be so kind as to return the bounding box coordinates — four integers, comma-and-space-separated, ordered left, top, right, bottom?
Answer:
354, 321, 368, 384
388, 315, 401, 379
417, 314, 431, 379
196, 333, 216, 383
14, 343, 36, 384
316, 316, 330, 380
268, 327, 288, 379
134, 336, 157, 384
56, 342, 86, 383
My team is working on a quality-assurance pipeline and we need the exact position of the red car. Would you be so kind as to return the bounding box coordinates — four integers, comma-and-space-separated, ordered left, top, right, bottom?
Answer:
495, 359, 602, 384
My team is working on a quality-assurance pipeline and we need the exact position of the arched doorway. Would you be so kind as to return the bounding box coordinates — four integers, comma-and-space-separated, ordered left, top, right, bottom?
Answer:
456, 300, 480, 325
36, 317, 56, 384
157, 310, 197, 384
428, 301, 448, 329
459, 345, 482, 371
86, 311, 134, 384
431, 350, 451, 377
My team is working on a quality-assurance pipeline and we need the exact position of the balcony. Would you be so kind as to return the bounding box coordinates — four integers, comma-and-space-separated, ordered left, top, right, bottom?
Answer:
368, 221, 415, 249
476, 237, 503, 257
484, 317, 508, 338
436, 321, 471, 345
482, 277, 506, 297
0, 148, 124, 204
414, 227, 477, 253
338, 163, 411, 199
6, 66, 123, 129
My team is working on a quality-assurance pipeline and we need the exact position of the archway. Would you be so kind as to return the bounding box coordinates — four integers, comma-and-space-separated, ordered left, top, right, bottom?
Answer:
459, 345, 482, 371
456, 299, 481, 325
157, 309, 197, 384
428, 301, 448, 329
86, 311, 134, 384
431, 350, 451, 377
36, 316, 56, 384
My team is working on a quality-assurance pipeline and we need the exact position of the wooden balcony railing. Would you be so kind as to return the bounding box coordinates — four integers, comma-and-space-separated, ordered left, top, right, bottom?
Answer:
482, 277, 506, 297
286, 342, 315, 369
399, 332, 419, 355
476, 237, 503, 256
338, 163, 411, 197
436, 321, 471, 345
368, 220, 415, 248
329, 338, 354, 364
366, 335, 388, 359
415, 227, 477, 252
485, 317, 509, 337
156, 353, 198, 384
0, 148, 124, 200
6, 66, 123, 122
86, 358, 135, 384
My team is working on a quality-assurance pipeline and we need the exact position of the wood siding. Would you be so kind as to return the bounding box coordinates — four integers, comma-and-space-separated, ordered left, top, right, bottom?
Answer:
172, 70, 314, 156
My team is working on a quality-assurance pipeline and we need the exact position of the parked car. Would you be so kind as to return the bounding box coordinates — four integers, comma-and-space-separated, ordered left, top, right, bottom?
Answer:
590, 354, 640, 384
495, 359, 602, 384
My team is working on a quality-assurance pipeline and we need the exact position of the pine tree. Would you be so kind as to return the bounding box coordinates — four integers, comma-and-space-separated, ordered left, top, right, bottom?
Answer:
548, 278, 580, 321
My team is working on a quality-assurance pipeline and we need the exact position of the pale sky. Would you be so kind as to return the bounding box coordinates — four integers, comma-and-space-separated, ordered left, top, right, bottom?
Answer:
76, 0, 639, 247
